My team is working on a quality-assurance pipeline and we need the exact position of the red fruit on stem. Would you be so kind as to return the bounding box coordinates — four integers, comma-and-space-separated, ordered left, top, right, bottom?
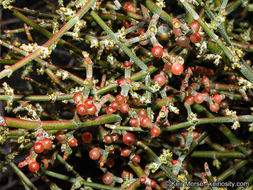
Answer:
84, 99, 93, 108
125, 3, 134, 11
56, 131, 65, 141
89, 148, 100, 160
124, 61, 131, 68
111, 101, 119, 110
154, 74, 166, 86
151, 180, 157, 188
121, 147, 131, 157
176, 36, 190, 47
190, 21, 200, 32
119, 103, 130, 113
117, 78, 125, 86
172, 18, 181, 28
185, 95, 195, 105
194, 93, 205, 104
140, 116, 151, 128
82, 132, 93, 143
173, 28, 183, 37
104, 135, 112, 144
68, 137, 78, 147
106, 106, 116, 114
73, 93, 83, 103
129, 118, 139, 127
193, 131, 199, 139
151, 46, 163, 58
150, 126, 161, 137
171, 63, 184, 75
77, 104, 87, 116
123, 133, 135, 146
138, 109, 147, 118
87, 105, 97, 115
213, 94, 222, 103
209, 103, 220, 112
132, 155, 141, 164
28, 161, 40, 173
33, 142, 44, 154
102, 173, 113, 185
171, 160, 177, 165
41, 138, 52, 150
115, 94, 125, 104
140, 177, 146, 184
190, 32, 202, 43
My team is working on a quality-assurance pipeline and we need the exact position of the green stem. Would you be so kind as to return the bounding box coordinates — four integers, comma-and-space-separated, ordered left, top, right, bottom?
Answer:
191, 151, 245, 158
44, 170, 122, 190
9, 161, 37, 190
0, 0, 96, 80
217, 160, 248, 181
4, 114, 121, 130
90, 11, 148, 71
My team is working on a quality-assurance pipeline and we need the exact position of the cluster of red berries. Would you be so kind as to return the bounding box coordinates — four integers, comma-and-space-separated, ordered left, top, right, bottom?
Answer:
73, 93, 97, 116
106, 94, 130, 114
55, 130, 78, 147
172, 18, 202, 47
185, 92, 225, 113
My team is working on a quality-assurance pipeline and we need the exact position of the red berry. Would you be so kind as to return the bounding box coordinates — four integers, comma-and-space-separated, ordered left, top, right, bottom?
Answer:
82, 132, 93, 143
125, 3, 134, 11
56, 131, 65, 141
104, 135, 112, 144
111, 101, 119, 110
138, 109, 147, 118
106, 158, 115, 168
119, 103, 130, 113
129, 118, 139, 127
164, 62, 171, 73
182, 131, 188, 137
121, 147, 131, 157
151, 180, 157, 188
68, 137, 78, 147
176, 36, 190, 47
41, 138, 52, 150
171, 160, 177, 165
140, 177, 146, 184
185, 95, 195, 105
154, 74, 166, 86
106, 106, 116, 114
152, 46, 163, 57
150, 126, 161, 137
190, 21, 200, 32
123, 133, 135, 146
73, 93, 83, 103
132, 155, 141, 164
111, 134, 119, 142
171, 63, 184, 75
84, 99, 93, 109
28, 161, 40, 173
117, 78, 125, 86
190, 32, 202, 43
194, 93, 205, 104
172, 18, 181, 28
121, 171, 133, 179
209, 103, 220, 112
76, 104, 87, 116
89, 148, 100, 160
124, 61, 131, 68
33, 142, 44, 154
140, 116, 151, 128
202, 76, 210, 85
102, 173, 113, 185
87, 105, 97, 115
173, 28, 183, 37
193, 131, 199, 139
213, 94, 222, 103
115, 94, 125, 104
138, 28, 145, 35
